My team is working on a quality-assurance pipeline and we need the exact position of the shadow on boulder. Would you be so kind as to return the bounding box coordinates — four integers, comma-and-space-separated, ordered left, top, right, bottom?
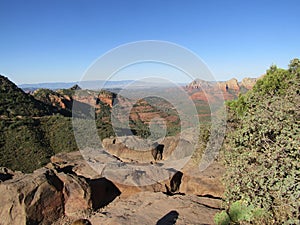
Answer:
152, 144, 164, 161
88, 177, 121, 210
0, 168, 15, 182
156, 210, 179, 225
165, 171, 184, 196
71, 218, 92, 225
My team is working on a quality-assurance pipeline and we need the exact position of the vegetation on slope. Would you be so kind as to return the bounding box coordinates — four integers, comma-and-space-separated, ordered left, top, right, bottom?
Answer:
216, 59, 300, 224
0, 117, 52, 172
0, 116, 78, 172
0, 76, 80, 172
0, 75, 54, 117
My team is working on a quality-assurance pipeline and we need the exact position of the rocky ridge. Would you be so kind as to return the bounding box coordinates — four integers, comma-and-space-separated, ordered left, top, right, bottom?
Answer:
0, 148, 224, 225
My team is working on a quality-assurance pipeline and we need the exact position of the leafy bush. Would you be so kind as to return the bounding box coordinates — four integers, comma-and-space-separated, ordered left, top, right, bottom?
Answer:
253, 66, 292, 95
215, 201, 265, 225
222, 59, 300, 224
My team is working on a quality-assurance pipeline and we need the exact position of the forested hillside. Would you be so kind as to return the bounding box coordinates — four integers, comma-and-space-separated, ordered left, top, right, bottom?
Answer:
0, 76, 54, 117
0, 76, 86, 172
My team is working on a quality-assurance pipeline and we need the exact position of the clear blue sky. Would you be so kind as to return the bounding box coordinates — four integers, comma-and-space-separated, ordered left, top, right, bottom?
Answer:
0, 0, 299, 84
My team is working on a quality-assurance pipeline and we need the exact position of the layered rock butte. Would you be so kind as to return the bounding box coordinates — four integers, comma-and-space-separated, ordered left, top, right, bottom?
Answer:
187, 77, 257, 103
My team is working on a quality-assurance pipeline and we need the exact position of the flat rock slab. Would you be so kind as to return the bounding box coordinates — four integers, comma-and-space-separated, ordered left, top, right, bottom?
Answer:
88, 192, 221, 225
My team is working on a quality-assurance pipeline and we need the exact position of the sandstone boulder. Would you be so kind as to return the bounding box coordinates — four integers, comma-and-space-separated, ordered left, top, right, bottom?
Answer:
0, 146, 225, 224
0, 154, 123, 224
56, 172, 91, 216
60, 150, 224, 199
50, 151, 100, 179
0, 168, 64, 225
50, 151, 121, 213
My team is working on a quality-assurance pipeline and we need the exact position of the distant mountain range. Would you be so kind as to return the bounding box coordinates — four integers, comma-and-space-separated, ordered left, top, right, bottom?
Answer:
18, 80, 134, 91
19, 82, 78, 90
19, 80, 188, 91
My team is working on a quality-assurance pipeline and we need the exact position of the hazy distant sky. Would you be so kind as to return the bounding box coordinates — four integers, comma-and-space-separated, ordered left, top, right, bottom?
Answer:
0, 0, 299, 84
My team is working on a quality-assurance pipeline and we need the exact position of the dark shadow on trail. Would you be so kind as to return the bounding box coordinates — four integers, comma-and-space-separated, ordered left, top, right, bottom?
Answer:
156, 210, 179, 225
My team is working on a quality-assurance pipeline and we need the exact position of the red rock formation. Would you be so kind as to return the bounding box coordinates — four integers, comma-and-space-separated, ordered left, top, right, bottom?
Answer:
48, 94, 72, 109
240, 77, 257, 89
96, 90, 116, 107
73, 95, 98, 108
98, 95, 113, 107
187, 77, 257, 93
33, 89, 73, 110
217, 78, 240, 92
186, 77, 258, 103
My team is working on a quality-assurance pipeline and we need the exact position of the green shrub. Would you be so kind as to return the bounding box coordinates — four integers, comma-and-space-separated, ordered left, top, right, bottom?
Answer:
253, 66, 292, 95
214, 201, 265, 225
222, 59, 300, 224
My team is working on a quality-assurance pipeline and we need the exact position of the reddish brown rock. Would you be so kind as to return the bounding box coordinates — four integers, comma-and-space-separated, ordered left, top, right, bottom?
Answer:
87, 192, 222, 225
240, 77, 257, 89
56, 172, 91, 216
73, 95, 98, 108
33, 89, 73, 110
48, 93, 72, 109
187, 77, 257, 94
181, 162, 225, 197
0, 152, 124, 224
0, 168, 64, 225
218, 78, 240, 92
50, 151, 100, 179
97, 91, 116, 107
